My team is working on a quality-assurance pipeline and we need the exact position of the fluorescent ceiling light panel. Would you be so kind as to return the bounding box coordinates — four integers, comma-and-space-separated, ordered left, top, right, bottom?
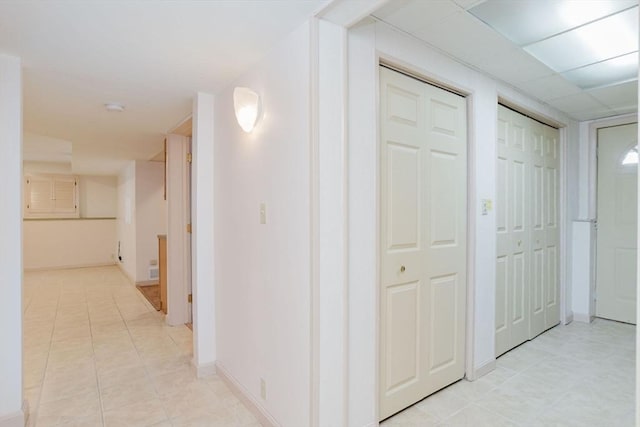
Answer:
469, 0, 637, 46
562, 52, 638, 89
524, 7, 638, 72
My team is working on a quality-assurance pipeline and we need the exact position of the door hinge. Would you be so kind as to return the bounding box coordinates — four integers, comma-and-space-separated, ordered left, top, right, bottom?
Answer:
186, 223, 192, 233
186, 153, 192, 163
188, 293, 193, 303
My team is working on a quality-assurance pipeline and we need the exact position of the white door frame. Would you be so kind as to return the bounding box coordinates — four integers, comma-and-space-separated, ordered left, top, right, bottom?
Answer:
587, 114, 638, 321
376, 58, 477, 395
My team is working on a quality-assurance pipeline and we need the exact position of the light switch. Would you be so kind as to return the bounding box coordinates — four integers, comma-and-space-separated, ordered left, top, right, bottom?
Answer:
260, 202, 267, 224
481, 199, 493, 216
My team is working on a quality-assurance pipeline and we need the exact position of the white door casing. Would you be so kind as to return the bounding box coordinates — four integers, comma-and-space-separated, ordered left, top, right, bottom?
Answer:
596, 123, 638, 324
495, 105, 560, 357
379, 66, 467, 420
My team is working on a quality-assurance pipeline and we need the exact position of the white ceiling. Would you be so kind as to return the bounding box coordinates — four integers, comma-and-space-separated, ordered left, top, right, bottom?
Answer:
2, 0, 637, 175
0, 0, 327, 174
372, 0, 638, 122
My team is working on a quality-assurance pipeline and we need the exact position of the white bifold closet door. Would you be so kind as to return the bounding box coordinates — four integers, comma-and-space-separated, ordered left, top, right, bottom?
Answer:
495, 105, 560, 357
379, 66, 467, 420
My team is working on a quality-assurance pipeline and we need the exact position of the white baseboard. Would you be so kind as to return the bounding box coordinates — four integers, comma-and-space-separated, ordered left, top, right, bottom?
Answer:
194, 360, 216, 378
573, 312, 594, 323
473, 359, 496, 379
216, 362, 279, 427
564, 311, 574, 325
0, 405, 25, 427
116, 263, 135, 285
24, 261, 116, 272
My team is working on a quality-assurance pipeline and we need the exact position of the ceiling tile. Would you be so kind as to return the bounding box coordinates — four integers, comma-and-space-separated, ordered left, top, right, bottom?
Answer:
613, 106, 639, 116
546, 92, 607, 113
372, 0, 460, 33
452, 0, 487, 9
561, 53, 638, 89
587, 80, 638, 109
524, 7, 638, 72
515, 74, 582, 101
469, 0, 637, 46
570, 107, 617, 121
413, 11, 516, 66
476, 47, 555, 84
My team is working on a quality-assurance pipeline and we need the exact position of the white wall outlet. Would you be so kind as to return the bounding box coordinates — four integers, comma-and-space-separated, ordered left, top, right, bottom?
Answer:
260, 202, 267, 225
260, 377, 266, 400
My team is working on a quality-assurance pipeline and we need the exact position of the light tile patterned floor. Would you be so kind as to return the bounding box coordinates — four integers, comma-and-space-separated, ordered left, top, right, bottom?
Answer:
23, 266, 259, 427
382, 318, 635, 426
24, 266, 636, 426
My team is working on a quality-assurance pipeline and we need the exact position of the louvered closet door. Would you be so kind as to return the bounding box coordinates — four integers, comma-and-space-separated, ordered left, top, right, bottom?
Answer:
26, 176, 54, 213
495, 105, 560, 357
379, 67, 467, 420
52, 177, 78, 213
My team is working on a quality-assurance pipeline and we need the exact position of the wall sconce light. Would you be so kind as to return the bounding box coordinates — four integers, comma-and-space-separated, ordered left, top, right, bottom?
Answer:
233, 87, 261, 133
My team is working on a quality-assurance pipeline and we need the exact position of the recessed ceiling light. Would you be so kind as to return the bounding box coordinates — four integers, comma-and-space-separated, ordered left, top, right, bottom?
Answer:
469, 1, 638, 89
104, 103, 125, 112
524, 7, 638, 72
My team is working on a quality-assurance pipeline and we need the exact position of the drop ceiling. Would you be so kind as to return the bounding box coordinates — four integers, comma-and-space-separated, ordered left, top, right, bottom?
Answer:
372, 0, 638, 122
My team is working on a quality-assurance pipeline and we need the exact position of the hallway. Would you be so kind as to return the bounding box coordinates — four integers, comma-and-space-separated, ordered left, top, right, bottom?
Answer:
23, 266, 258, 427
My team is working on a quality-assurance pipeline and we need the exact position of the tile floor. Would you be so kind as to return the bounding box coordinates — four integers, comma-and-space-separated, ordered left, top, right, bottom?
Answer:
24, 266, 636, 426
382, 318, 635, 426
23, 266, 260, 427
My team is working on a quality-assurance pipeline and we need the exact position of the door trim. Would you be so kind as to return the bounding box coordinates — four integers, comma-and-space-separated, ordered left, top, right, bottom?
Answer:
376, 58, 475, 414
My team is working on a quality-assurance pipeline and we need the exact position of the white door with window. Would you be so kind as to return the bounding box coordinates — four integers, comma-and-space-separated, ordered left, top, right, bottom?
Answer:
596, 123, 638, 324
379, 67, 467, 420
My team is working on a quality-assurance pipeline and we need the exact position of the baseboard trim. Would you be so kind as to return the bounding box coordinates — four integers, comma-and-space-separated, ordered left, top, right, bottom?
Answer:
216, 362, 279, 427
24, 262, 116, 272
473, 359, 496, 379
116, 263, 135, 285
573, 312, 594, 323
0, 405, 25, 427
564, 312, 574, 325
194, 360, 216, 378
136, 280, 159, 287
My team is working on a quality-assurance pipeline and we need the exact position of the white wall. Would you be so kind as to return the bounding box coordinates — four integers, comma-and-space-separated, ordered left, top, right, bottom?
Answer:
116, 161, 136, 282
345, 21, 579, 426
23, 219, 116, 270
0, 54, 24, 427
135, 160, 166, 282
23, 161, 71, 174
79, 175, 117, 218
192, 92, 216, 375
214, 22, 311, 427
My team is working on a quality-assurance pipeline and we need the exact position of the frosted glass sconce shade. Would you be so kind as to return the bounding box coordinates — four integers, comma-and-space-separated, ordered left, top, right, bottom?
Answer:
234, 87, 261, 133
